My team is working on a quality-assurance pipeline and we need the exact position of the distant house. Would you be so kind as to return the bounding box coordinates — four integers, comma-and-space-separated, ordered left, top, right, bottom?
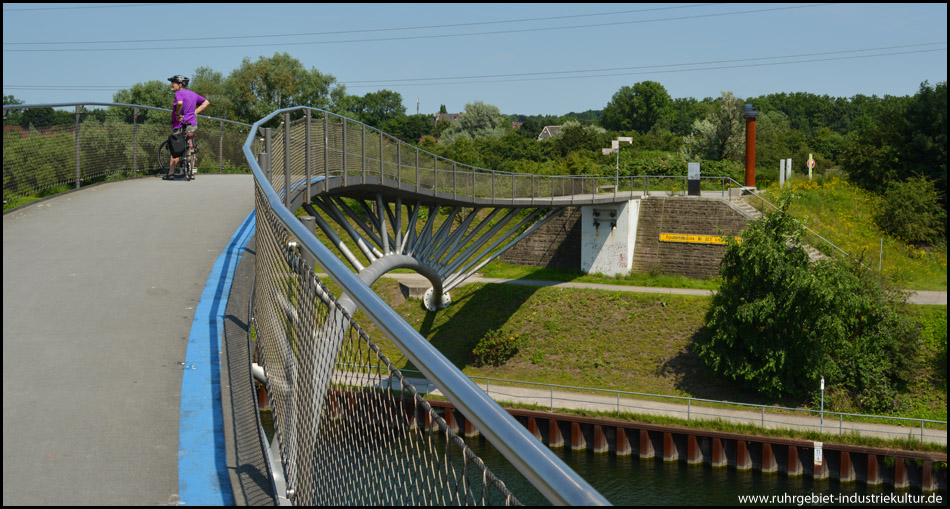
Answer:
537, 125, 562, 141
434, 112, 461, 123
510, 121, 523, 130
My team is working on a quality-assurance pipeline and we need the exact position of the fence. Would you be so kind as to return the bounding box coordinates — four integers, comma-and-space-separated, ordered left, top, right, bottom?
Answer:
256, 110, 743, 211
377, 368, 946, 445
245, 106, 610, 505
2, 102, 254, 208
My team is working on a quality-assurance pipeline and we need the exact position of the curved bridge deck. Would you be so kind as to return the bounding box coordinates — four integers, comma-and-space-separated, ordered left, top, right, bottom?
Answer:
2, 175, 253, 505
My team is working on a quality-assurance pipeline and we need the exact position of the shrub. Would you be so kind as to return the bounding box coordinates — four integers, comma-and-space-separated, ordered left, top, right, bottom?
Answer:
472, 329, 526, 367
696, 199, 922, 412
875, 176, 946, 246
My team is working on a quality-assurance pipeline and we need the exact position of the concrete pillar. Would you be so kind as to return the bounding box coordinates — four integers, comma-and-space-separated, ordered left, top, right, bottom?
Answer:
593, 425, 608, 453
443, 408, 459, 434
687, 435, 703, 464
463, 417, 479, 437
710, 438, 727, 467
736, 440, 752, 470
786, 446, 803, 476
616, 427, 632, 456
663, 432, 678, 462
639, 430, 655, 459
526, 417, 542, 442
761, 443, 777, 473
571, 422, 586, 450
549, 419, 564, 448
839, 451, 855, 483
866, 455, 881, 485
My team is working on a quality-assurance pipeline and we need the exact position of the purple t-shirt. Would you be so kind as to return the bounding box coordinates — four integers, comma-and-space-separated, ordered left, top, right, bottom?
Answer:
172, 89, 207, 129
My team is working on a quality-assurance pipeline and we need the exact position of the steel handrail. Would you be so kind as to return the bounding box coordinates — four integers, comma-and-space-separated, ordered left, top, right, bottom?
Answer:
243, 105, 610, 506
2, 101, 252, 127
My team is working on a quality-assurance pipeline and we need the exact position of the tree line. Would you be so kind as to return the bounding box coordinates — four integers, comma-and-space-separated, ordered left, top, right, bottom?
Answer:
4, 52, 945, 214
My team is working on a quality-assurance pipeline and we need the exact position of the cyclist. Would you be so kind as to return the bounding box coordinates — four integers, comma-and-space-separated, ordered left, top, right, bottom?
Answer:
164, 75, 210, 180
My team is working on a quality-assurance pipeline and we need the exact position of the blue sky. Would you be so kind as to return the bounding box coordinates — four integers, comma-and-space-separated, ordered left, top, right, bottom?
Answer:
2, 3, 946, 116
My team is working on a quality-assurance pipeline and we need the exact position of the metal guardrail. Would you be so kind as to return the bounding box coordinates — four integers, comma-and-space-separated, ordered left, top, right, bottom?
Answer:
254, 109, 742, 211
243, 105, 611, 506
3, 102, 254, 206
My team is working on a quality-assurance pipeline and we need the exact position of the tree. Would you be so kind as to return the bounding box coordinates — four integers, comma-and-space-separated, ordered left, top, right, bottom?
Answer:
225, 52, 340, 124
552, 120, 607, 157
696, 201, 921, 411
395, 114, 434, 143
340, 89, 405, 129
190, 66, 230, 120
876, 177, 946, 245
601, 81, 672, 133
111, 80, 169, 123
682, 91, 745, 161
839, 115, 901, 192
901, 81, 947, 202
438, 101, 507, 145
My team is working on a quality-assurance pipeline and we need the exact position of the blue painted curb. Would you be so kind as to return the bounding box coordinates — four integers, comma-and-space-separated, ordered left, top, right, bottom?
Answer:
178, 210, 256, 506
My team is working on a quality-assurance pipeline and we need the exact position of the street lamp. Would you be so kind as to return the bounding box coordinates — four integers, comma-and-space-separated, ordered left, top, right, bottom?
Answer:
602, 137, 633, 190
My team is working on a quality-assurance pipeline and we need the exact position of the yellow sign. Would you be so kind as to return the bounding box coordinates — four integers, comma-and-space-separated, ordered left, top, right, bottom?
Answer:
659, 233, 740, 245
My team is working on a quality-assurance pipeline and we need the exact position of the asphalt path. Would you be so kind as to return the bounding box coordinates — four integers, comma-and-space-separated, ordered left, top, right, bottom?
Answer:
2, 175, 254, 506
379, 273, 947, 305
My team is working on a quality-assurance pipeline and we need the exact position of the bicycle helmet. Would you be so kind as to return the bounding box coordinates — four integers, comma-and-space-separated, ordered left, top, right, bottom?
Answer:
167, 75, 190, 87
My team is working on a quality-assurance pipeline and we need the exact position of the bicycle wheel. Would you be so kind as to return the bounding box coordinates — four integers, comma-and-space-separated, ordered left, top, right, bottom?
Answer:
157, 139, 171, 174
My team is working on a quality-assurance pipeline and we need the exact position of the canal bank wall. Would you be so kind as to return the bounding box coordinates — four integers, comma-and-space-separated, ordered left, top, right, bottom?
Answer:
420, 399, 947, 493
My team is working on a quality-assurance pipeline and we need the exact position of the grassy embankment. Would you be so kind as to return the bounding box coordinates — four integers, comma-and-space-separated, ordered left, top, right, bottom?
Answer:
311, 176, 945, 452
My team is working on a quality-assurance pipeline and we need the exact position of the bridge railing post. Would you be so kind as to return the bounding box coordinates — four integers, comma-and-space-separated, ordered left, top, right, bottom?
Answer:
263, 127, 272, 184
324, 112, 330, 186
340, 118, 350, 185
219, 120, 224, 174
132, 107, 139, 178
305, 110, 312, 200
74, 105, 82, 189
283, 113, 291, 208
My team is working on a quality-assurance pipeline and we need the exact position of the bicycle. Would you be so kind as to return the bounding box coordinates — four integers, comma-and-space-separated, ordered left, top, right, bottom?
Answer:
157, 127, 197, 180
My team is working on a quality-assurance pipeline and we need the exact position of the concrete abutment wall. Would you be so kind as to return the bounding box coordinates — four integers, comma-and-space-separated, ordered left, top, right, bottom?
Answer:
499, 196, 750, 279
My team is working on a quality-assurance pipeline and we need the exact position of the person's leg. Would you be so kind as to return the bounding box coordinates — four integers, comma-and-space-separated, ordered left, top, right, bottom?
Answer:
168, 155, 179, 177
166, 128, 183, 178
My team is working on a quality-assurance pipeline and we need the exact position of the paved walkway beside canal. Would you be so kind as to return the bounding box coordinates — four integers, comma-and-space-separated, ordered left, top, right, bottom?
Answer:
381, 272, 947, 305
393, 376, 945, 446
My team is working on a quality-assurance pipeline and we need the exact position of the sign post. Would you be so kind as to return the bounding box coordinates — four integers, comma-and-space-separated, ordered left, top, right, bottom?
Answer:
687, 162, 701, 196
807, 153, 815, 180
602, 137, 633, 191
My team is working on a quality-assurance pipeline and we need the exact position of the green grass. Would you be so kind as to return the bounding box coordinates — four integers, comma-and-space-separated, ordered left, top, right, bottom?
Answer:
479, 260, 721, 290
760, 176, 947, 291
325, 278, 947, 426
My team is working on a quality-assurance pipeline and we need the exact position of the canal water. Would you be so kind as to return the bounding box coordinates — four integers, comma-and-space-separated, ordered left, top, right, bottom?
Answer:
260, 411, 943, 505
460, 433, 943, 506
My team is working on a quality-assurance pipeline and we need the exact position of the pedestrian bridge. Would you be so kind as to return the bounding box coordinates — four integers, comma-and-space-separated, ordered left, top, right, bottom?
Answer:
9, 102, 692, 506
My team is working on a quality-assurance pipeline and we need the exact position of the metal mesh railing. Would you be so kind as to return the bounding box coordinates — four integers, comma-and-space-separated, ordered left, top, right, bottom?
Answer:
259, 111, 740, 208
254, 184, 519, 505
246, 106, 609, 506
3, 103, 254, 208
